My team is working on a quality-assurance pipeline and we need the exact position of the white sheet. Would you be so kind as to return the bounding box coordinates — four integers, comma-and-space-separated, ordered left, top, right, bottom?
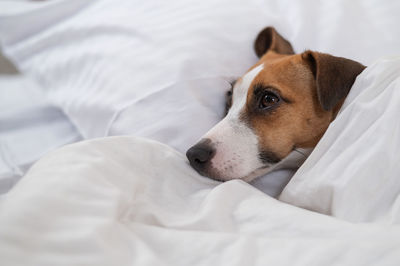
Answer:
0, 135, 399, 266
1, 0, 399, 147
1, 0, 400, 197
0, 75, 82, 194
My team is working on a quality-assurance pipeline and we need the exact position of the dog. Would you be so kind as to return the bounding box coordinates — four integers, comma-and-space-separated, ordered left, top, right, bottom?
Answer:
186, 27, 365, 182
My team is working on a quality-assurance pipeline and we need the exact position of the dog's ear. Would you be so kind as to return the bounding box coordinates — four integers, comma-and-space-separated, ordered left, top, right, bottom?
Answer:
302, 51, 366, 111
254, 27, 294, 57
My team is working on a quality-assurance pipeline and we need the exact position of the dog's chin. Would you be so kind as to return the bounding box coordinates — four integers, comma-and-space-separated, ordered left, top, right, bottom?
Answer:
199, 163, 276, 183
199, 148, 311, 183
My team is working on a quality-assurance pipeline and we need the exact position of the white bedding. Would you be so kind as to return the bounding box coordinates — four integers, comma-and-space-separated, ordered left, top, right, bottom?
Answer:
0, 75, 82, 194
2, 0, 399, 145
1, 0, 400, 196
1, 57, 400, 265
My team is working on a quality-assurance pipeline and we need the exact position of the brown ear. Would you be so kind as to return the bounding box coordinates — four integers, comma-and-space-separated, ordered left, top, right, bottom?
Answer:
302, 51, 366, 111
254, 27, 294, 57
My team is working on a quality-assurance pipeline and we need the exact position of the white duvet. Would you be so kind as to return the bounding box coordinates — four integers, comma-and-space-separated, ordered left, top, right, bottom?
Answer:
1, 57, 400, 265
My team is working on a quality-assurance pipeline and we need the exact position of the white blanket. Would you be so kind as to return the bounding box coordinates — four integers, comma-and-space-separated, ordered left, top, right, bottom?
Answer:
0, 136, 399, 266
2, 55, 400, 265
0, 137, 400, 266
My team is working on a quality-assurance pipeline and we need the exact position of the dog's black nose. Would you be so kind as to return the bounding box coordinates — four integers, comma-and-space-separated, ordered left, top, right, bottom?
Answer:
186, 142, 215, 173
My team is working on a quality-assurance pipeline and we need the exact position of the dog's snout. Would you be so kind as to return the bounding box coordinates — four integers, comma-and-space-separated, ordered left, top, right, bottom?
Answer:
186, 142, 215, 173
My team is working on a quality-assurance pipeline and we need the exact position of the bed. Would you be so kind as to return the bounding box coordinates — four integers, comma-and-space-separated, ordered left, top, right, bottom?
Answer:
1, 0, 400, 265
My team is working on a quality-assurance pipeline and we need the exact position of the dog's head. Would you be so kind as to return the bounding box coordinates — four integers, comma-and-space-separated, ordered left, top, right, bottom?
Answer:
186, 27, 365, 182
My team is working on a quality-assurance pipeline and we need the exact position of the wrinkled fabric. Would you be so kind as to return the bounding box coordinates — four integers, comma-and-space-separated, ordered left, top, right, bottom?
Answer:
0, 76, 81, 194
0, 136, 399, 266
0, 0, 399, 196
2, 55, 400, 263
0, 0, 399, 145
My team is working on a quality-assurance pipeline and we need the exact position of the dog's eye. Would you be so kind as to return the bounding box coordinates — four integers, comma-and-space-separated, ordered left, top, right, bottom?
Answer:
259, 92, 280, 109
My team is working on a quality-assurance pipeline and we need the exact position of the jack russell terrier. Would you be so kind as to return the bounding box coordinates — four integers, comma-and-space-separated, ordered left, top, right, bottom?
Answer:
186, 26, 365, 182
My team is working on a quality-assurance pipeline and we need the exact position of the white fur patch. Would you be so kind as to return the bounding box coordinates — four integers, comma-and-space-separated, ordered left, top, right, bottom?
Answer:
201, 64, 265, 181
227, 64, 264, 118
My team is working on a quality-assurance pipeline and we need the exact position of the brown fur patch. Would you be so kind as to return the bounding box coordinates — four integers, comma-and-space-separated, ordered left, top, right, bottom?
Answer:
242, 53, 333, 159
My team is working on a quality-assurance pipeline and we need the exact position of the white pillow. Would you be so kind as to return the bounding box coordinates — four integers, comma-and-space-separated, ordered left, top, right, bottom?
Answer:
280, 57, 400, 223
1, 0, 400, 153
0, 0, 272, 148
